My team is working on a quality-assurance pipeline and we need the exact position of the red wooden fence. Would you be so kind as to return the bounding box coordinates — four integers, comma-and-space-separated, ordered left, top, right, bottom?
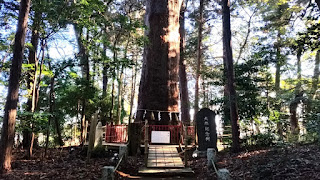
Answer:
105, 124, 128, 143
104, 124, 195, 144
143, 124, 195, 144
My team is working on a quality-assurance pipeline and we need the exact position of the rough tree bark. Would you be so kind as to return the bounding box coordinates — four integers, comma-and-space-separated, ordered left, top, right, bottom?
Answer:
136, 0, 182, 125
222, 0, 240, 152
0, 0, 31, 173
179, 0, 190, 125
289, 49, 302, 135
194, 0, 204, 121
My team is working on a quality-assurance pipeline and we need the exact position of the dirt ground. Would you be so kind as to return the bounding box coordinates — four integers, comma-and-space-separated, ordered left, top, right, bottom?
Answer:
0, 144, 319, 180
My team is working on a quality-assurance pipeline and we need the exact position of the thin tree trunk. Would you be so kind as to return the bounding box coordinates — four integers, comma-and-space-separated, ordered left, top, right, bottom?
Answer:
194, 0, 204, 121
74, 25, 90, 144
222, 0, 240, 152
307, 50, 320, 113
110, 76, 115, 122
129, 54, 138, 124
179, 0, 190, 125
102, 45, 108, 125
23, 10, 41, 150
236, 8, 256, 63
311, 50, 320, 99
275, 32, 283, 139
116, 67, 124, 125
289, 49, 302, 135
110, 34, 119, 123
0, 0, 30, 173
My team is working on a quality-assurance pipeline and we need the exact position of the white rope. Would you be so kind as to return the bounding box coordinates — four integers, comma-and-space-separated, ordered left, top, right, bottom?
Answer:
137, 109, 180, 113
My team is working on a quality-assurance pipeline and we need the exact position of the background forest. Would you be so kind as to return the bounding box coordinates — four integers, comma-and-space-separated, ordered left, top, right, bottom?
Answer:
0, 0, 320, 176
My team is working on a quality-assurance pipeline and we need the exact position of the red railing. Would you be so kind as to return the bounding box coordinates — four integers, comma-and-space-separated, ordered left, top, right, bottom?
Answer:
104, 124, 195, 145
142, 124, 182, 144
105, 124, 128, 143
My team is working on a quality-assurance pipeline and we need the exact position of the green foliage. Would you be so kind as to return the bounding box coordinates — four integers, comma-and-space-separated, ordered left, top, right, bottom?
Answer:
243, 133, 276, 148
16, 111, 50, 134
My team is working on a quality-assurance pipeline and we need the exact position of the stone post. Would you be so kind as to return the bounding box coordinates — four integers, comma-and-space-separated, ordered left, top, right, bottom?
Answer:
87, 113, 98, 160
95, 121, 103, 147
207, 148, 216, 169
119, 145, 127, 159
101, 166, 115, 180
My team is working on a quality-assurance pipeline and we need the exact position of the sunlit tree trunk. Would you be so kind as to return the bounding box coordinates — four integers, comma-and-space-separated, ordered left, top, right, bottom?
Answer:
0, 0, 31, 173
129, 54, 138, 124
116, 67, 124, 125
307, 50, 320, 113
289, 49, 302, 135
25, 9, 42, 159
179, 0, 190, 125
136, 0, 182, 124
311, 50, 320, 99
194, 0, 204, 121
222, 0, 240, 152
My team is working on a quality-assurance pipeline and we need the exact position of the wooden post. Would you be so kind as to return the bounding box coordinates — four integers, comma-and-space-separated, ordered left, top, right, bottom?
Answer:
144, 120, 149, 165
87, 112, 98, 161
184, 124, 188, 167
128, 122, 141, 156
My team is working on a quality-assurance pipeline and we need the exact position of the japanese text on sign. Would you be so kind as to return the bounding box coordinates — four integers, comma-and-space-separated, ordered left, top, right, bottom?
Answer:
204, 116, 210, 141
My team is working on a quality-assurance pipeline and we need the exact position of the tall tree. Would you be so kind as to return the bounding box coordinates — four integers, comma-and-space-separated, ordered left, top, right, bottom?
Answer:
136, 0, 182, 124
194, 0, 204, 121
74, 25, 90, 144
0, 0, 31, 173
222, 0, 240, 152
24, 7, 42, 158
179, 0, 190, 124
289, 48, 303, 135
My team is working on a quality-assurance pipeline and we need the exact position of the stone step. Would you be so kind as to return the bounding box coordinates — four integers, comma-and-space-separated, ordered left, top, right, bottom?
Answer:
138, 167, 194, 176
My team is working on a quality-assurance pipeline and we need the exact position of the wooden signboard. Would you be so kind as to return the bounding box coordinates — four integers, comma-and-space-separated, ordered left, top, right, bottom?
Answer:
151, 131, 170, 144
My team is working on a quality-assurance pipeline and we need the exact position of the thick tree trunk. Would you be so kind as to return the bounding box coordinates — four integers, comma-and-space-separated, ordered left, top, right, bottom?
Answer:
194, 0, 204, 121
136, 0, 182, 124
179, 0, 190, 125
0, 0, 30, 173
222, 0, 240, 152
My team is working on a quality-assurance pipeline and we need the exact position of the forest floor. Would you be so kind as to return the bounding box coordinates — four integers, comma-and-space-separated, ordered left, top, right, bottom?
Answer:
0, 144, 319, 180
